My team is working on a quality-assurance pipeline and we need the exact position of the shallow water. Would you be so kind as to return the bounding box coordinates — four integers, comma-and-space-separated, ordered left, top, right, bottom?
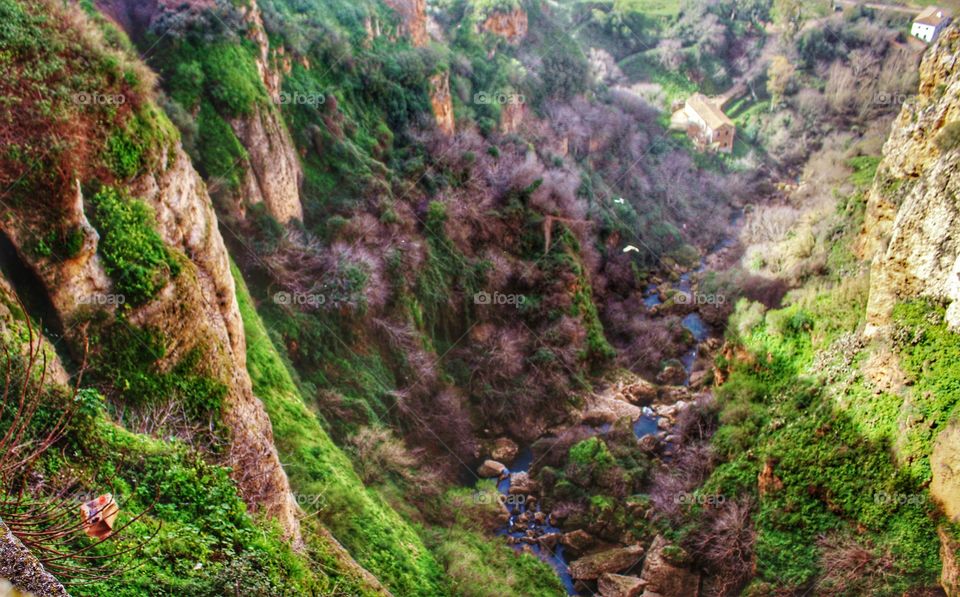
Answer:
495, 447, 577, 594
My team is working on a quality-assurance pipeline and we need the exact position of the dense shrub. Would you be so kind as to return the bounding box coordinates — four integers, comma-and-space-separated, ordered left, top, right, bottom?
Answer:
88, 186, 180, 306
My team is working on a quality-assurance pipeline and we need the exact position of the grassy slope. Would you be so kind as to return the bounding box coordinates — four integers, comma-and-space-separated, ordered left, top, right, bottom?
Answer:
231, 261, 449, 596
702, 158, 949, 594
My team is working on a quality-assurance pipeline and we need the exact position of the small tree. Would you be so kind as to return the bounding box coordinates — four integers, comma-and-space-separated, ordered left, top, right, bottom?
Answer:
767, 55, 796, 110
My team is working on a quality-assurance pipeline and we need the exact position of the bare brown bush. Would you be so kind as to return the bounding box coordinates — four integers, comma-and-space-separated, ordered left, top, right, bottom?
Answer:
688, 498, 756, 597
815, 534, 897, 595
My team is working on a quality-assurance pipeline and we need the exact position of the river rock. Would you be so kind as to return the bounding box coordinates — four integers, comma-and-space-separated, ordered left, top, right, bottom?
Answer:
478, 459, 507, 478
570, 544, 644, 580
639, 536, 699, 597
617, 376, 659, 405
491, 437, 519, 464
599, 573, 645, 597
539, 532, 561, 550
509, 471, 539, 495
689, 369, 711, 389
657, 362, 687, 385
637, 434, 659, 453
583, 388, 643, 426
561, 529, 597, 556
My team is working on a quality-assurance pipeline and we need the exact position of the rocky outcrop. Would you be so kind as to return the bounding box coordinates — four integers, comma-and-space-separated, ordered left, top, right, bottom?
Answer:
429, 72, 455, 136
932, 420, 960, 522
562, 529, 598, 557
383, 0, 428, 47
230, 104, 304, 224
569, 544, 644, 580
0, 146, 302, 545
500, 101, 526, 133
480, 8, 528, 44
478, 459, 507, 477
598, 573, 645, 597
0, 518, 68, 597
508, 471, 539, 495
638, 535, 700, 597
230, 0, 304, 224
97, 0, 304, 224
490, 437, 519, 463
941, 527, 960, 597
862, 23, 960, 333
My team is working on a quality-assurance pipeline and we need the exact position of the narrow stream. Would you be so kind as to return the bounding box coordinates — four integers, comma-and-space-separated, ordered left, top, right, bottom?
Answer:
493, 220, 740, 593
495, 417, 660, 595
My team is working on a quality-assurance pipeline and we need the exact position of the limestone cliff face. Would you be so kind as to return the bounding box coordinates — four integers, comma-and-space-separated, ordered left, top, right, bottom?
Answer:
383, 0, 428, 48
430, 72, 455, 136
230, 104, 304, 224
500, 101, 526, 133
230, 0, 304, 225
862, 24, 960, 334
480, 8, 528, 44
0, 146, 302, 544
97, 0, 304, 225
860, 26, 960, 587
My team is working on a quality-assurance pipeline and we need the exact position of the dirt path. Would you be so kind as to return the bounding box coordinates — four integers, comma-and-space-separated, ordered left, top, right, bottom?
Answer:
833, 0, 922, 15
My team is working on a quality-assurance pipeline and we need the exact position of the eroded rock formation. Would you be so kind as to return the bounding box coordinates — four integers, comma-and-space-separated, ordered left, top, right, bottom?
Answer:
862, 24, 960, 334
0, 146, 303, 545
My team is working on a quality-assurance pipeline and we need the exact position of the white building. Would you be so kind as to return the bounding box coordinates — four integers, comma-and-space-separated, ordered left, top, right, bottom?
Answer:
912, 6, 951, 43
679, 93, 735, 153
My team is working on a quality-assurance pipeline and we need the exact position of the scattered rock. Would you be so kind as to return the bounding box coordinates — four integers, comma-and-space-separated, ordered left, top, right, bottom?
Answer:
582, 389, 643, 426
491, 437, 519, 464
639, 535, 700, 597
599, 573, 645, 597
478, 459, 507, 478
570, 544, 644, 580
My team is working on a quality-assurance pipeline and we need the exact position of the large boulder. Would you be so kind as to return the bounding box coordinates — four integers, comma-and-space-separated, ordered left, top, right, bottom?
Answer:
599, 573, 645, 597
491, 437, 519, 464
561, 529, 598, 557
539, 532, 562, 550
657, 361, 687, 386
477, 459, 507, 478
570, 544, 644, 580
639, 536, 700, 597
508, 471, 540, 495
